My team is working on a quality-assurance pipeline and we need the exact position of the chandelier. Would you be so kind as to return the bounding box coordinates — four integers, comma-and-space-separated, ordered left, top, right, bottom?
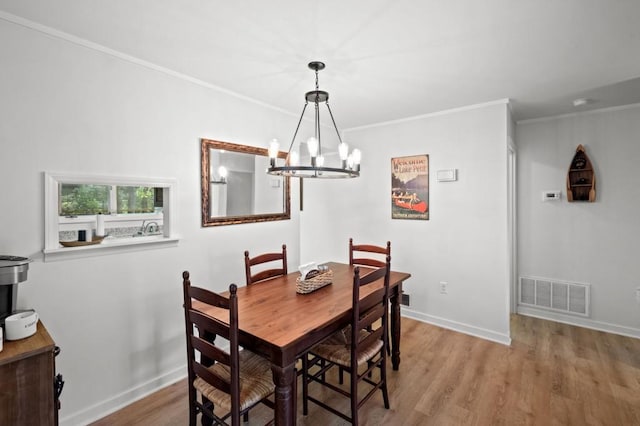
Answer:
267, 61, 360, 178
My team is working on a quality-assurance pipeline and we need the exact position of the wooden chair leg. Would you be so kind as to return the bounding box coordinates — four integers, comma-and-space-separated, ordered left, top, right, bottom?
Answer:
294, 366, 298, 418
189, 407, 197, 426
201, 396, 213, 426
381, 357, 390, 409
302, 354, 309, 415
188, 387, 198, 426
350, 368, 358, 426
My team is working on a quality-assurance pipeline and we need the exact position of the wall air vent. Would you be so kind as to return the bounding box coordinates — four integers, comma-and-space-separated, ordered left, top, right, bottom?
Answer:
519, 276, 590, 317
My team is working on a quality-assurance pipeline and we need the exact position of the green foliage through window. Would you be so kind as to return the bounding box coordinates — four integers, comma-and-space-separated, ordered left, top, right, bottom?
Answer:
60, 184, 160, 215
60, 184, 110, 215
116, 186, 155, 214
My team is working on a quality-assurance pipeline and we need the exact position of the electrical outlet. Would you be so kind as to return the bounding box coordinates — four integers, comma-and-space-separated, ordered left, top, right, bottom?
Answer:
401, 293, 410, 306
439, 281, 448, 294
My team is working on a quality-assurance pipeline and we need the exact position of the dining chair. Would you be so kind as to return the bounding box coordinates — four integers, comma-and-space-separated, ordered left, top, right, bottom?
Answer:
182, 271, 275, 426
349, 237, 391, 268
245, 243, 309, 379
349, 238, 392, 356
301, 256, 391, 425
244, 244, 288, 285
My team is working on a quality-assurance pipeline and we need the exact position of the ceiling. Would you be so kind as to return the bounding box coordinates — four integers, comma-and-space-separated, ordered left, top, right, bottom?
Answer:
2, 0, 640, 128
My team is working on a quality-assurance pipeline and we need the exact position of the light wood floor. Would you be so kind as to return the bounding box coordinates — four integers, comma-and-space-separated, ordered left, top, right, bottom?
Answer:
91, 315, 640, 425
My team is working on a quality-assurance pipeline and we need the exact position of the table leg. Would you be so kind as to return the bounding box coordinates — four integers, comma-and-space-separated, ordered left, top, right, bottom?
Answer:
390, 283, 402, 370
272, 362, 296, 425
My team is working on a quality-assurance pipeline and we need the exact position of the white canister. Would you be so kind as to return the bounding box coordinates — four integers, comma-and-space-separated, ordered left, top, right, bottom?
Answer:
96, 214, 105, 237
5, 310, 38, 340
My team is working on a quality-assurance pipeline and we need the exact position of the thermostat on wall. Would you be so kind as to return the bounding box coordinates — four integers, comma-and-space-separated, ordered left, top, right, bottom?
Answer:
542, 190, 561, 201
436, 169, 457, 182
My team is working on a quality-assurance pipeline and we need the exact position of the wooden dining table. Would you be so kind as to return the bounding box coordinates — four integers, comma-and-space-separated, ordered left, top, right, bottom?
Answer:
194, 261, 411, 426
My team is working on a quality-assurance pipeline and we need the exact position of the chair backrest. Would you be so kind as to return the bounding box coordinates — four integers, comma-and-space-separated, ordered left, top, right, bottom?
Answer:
244, 244, 288, 285
349, 238, 391, 268
182, 271, 241, 425
350, 255, 391, 355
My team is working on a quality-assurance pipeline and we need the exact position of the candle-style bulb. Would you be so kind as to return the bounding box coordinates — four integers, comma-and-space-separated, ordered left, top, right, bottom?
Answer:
307, 137, 319, 157
338, 142, 349, 160
352, 149, 361, 165
268, 139, 279, 159
218, 166, 228, 182
268, 139, 279, 167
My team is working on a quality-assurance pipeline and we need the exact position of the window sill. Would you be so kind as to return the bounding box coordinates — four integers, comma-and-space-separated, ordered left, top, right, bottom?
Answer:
42, 236, 180, 262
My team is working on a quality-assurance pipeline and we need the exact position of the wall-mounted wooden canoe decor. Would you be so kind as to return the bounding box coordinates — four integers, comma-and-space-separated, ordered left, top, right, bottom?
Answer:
566, 144, 596, 202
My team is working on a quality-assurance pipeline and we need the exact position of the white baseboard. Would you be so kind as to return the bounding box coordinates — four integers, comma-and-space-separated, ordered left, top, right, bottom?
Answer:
517, 306, 640, 339
401, 307, 512, 346
60, 364, 187, 426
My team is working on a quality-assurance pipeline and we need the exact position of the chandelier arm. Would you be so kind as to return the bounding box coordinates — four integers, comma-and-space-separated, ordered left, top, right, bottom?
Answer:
287, 102, 309, 160
325, 102, 344, 145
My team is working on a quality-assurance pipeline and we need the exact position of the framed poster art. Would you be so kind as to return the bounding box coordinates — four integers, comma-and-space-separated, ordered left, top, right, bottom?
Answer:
391, 154, 429, 220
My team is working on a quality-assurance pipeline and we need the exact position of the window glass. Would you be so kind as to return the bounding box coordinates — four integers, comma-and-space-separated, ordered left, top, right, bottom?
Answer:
59, 184, 163, 215
116, 186, 157, 214
60, 184, 110, 215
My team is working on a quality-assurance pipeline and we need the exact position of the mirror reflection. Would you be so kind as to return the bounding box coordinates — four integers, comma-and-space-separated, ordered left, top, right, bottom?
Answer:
201, 139, 290, 226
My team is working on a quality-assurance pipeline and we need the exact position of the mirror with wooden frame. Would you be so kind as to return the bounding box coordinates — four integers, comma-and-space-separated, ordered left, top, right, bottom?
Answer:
201, 139, 290, 226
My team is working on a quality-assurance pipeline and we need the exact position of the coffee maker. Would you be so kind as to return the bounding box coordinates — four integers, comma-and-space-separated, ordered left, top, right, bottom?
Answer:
0, 255, 31, 325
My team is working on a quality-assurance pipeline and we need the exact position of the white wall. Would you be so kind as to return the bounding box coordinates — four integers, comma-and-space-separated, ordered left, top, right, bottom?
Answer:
0, 19, 300, 425
517, 105, 640, 336
300, 101, 512, 344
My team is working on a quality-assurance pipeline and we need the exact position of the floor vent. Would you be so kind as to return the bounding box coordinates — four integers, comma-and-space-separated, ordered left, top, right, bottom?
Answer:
519, 276, 590, 317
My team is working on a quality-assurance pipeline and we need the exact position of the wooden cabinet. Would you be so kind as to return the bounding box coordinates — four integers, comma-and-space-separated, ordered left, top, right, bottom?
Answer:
567, 144, 596, 202
0, 321, 59, 426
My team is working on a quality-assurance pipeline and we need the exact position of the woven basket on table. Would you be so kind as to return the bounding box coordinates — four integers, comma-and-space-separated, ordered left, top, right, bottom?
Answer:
296, 270, 333, 294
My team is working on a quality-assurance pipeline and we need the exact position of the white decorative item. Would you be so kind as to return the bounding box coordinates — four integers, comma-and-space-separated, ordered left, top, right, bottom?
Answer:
96, 214, 105, 237
298, 262, 319, 279
5, 310, 38, 340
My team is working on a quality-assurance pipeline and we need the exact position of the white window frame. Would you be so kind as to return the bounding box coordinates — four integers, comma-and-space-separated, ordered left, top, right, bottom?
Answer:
44, 172, 179, 261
